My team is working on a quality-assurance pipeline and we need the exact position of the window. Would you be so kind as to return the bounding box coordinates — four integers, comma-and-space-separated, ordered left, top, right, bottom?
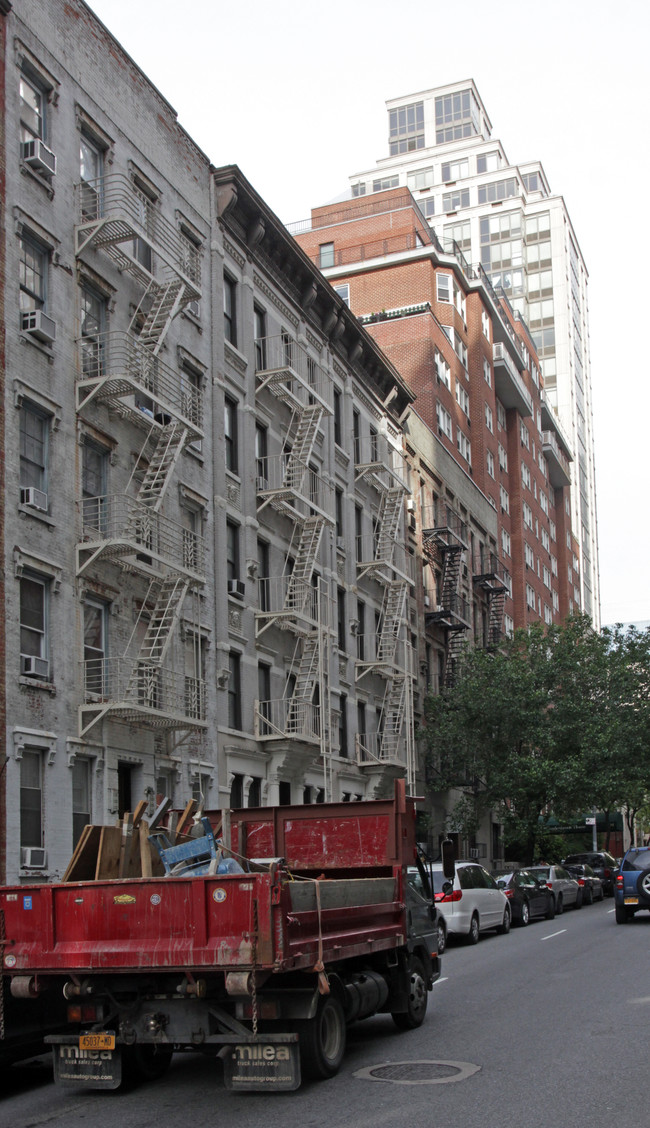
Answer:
436, 402, 453, 440
500, 485, 509, 513
435, 350, 450, 389
478, 178, 518, 204
72, 759, 91, 848
228, 652, 242, 730
20, 403, 48, 497
457, 429, 471, 464
319, 242, 334, 268
497, 400, 507, 430
525, 543, 535, 569
20, 233, 47, 313
485, 404, 493, 432
20, 749, 44, 849
355, 504, 363, 562
356, 599, 365, 661
224, 396, 238, 474
372, 175, 399, 192
437, 274, 451, 303
540, 490, 549, 515
337, 588, 346, 651
407, 167, 433, 191
352, 409, 361, 463
482, 310, 491, 341
477, 151, 500, 174
486, 450, 495, 478
442, 188, 470, 212
523, 502, 533, 529
526, 583, 537, 610
435, 89, 480, 144
20, 72, 46, 145
181, 502, 201, 571
389, 100, 424, 154
456, 382, 469, 417
79, 134, 103, 219
226, 520, 240, 584
338, 694, 348, 758
253, 305, 267, 370
223, 273, 237, 346
257, 539, 269, 612
333, 388, 343, 446
418, 197, 436, 218
81, 440, 108, 531
351, 182, 366, 197
80, 283, 106, 378
501, 528, 511, 557
441, 158, 469, 182
131, 181, 154, 272
84, 599, 108, 695
520, 420, 530, 449
521, 462, 531, 490
20, 573, 49, 676
498, 442, 508, 471
255, 422, 267, 486
334, 283, 350, 307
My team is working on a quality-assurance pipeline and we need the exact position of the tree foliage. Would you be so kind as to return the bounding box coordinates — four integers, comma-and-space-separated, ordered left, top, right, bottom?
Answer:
421, 616, 650, 863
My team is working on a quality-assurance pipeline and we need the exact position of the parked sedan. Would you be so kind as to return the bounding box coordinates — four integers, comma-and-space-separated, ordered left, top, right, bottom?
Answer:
495, 869, 555, 926
562, 851, 618, 896
430, 861, 511, 944
563, 863, 604, 904
528, 865, 583, 914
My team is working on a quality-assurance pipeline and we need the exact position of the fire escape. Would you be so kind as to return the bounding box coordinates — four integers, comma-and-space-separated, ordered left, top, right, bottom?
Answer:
74, 173, 206, 737
473, 550, 509, 649
354, 433, 415, 793
253, 335, 334, 781
422, 502, 471, 687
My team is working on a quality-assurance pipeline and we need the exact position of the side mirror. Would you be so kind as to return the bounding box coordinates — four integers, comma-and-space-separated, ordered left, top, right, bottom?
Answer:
441, 837, 456, 882
441, 880, 453, 896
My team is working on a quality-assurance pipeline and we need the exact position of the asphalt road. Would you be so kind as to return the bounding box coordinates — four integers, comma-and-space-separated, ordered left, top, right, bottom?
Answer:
2, 900, 646, 1128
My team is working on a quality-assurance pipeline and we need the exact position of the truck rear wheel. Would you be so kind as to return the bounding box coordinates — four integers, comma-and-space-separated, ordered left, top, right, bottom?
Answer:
392, 956, 428, 1030
122, 1044, 174, 1083
296, 994, 346, 1080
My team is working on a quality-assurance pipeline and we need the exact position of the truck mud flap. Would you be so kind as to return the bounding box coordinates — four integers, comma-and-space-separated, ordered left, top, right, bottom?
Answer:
48, 1035, 121, 1089
222, 1035, 301, 1092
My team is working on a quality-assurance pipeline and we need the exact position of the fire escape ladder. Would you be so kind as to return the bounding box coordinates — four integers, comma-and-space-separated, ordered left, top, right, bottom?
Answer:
422, 532, 441, 572
134, 575, 189, 668
136, 423, 187, 511
292, 635, 320, 704
441, 548, 462, 606
487, 587, 507, 648
284, 404, 324, 489
131, 278, 185, 356
377, 581, 408, 664
375, 487, 405, 562
284, 517, 324, 617
379, 677, 407, 760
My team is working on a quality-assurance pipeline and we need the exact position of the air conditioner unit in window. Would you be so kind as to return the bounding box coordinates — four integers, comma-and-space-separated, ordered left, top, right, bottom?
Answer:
21, 846, 47, 869
20, 486, 48, 512
21, 138, 56, 175
228, 579, 245, 599
423, 595, 431, 608
336, 536, 346, 551
21, 309, 56, 344
21, 654, 50, 679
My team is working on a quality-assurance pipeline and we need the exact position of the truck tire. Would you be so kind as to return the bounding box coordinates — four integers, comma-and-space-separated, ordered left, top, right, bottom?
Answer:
297, 994, 346, 1080
122, 1044, 174, 1084
392, 956, 428, 1030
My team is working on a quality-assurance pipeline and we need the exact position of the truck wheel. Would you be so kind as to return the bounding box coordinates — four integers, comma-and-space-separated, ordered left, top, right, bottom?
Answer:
122, 1044, 174, 1083
392, 956, 428, 1030
297, 994, 346, 1080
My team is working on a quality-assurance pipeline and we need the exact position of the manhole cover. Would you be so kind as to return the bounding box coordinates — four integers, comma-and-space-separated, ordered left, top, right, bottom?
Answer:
354, 1060, 481, 1085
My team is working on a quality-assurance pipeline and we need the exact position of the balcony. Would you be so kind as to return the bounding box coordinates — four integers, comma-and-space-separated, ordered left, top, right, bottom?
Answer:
255, 335, 332, 414
80, 658, 207, 737
256, 456, 333, 522
355, 534, 416, 586
254, 698, 321, 744
256, 576, 328, 638
542, 430, 572, 488
426, 592, 471, 631
473, 550, 509, 592
492, 342, 533, 417
77, 495, 205, 581
421, 505, 468, 552
76, 332, 203, 439
75, 174, 201, 298
355, 730, 407, 771
354, 432, 409, 490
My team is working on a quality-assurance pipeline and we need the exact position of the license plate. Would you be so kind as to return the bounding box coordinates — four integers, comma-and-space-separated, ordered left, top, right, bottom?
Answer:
79, 1032, 115, 1051
624, 897, 639, 905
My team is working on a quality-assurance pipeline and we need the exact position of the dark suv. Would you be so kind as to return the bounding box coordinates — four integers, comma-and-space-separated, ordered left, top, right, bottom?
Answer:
562, 851, 618, 896
614, 846, 650, 923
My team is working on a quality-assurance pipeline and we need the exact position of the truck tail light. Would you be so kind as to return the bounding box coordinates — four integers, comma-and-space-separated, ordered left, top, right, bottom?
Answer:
67, 1002, 101, 1023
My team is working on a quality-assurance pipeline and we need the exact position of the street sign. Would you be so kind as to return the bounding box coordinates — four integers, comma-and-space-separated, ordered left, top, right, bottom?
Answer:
585, 818, 596, 825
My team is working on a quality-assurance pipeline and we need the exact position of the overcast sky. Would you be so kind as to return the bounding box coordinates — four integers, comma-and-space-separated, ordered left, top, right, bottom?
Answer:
89, 0, 650, 626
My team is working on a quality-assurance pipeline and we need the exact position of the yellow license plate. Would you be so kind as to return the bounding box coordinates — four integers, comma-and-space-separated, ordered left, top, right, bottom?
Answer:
79, 1033, 115, 1051
624, 897, 639, 905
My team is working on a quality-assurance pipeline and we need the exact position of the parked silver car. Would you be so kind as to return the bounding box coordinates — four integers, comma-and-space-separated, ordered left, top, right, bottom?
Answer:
430, 861, 511, 944
527, 864, 583, 914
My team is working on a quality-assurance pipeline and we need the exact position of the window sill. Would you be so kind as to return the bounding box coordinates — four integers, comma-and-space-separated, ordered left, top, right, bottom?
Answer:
19, 675, 56, 695
19, 330, 55, 361
20, 160, 55, 199
18, 503, 55, 527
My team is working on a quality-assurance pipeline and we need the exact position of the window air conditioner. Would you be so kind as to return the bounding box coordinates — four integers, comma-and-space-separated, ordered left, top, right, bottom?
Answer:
22, 654, 50, 678
21, 309, 56, 344
21, 846, 47, 869
21, 138, 57, 175
20, 486, 48, 512
336, 536, 346, 551
228, 579, 245, 599
423, 595, 431, 608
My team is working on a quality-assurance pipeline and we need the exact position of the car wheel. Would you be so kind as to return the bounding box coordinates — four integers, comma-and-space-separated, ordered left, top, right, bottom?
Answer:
497, 906, 511, 934
466, 913, 480, 945
392, 956, 429, 1031
556, 895, 564, 916
597, 886, 605, 902
615, 902, 631, 924
636, 870, 650, 899
436, 918, 447, 956
545, 896, 555, 920
584, 886, 593, 906
519, 899, 530, 927
574, 891, 583, 909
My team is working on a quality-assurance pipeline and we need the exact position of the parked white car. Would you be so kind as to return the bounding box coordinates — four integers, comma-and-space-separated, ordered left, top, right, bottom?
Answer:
430, 861, 511, 944
527, 865, 583, 914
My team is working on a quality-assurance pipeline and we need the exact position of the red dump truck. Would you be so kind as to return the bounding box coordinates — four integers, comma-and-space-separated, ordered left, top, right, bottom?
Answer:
0, 782, 440, 1091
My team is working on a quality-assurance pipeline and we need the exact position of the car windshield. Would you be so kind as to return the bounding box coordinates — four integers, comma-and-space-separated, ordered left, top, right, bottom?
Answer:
529, 867, 550, 879
622, 849, 650, 872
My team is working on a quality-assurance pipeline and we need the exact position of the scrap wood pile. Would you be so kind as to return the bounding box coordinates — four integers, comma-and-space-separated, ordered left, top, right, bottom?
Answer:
61, 798, 222, 882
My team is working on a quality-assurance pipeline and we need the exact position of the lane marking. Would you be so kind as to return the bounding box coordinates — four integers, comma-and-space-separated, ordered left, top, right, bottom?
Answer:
540, 928, 567, 940
607, 908, 615, 913
629, 996, 650, 1004
434, 977, 449, 986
